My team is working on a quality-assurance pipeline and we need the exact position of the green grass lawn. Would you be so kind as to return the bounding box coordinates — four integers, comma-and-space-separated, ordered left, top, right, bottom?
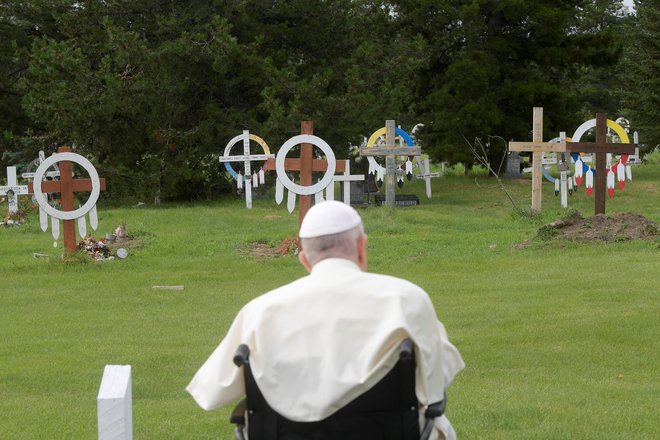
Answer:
1, 164, 658, 439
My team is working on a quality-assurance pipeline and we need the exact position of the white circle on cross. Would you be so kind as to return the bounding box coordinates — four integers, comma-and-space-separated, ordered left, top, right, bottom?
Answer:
276, 135, 336, 196
32, 152, 101, 221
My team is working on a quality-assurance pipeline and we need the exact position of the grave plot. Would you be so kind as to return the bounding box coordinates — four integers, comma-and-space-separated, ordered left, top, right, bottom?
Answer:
28, 146, 106, 253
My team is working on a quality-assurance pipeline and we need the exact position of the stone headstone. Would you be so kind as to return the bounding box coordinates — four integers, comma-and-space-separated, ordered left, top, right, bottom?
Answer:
505, 152, 522, 177
97, 365, 132, 440
348, 181, 366, 206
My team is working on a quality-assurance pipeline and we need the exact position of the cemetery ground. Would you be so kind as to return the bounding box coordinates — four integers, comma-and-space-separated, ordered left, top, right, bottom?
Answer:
1, 163, 658, 439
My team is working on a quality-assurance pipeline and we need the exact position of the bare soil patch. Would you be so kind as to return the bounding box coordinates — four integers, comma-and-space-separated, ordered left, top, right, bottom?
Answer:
243, 236, 299, 259
518, 211, 658, 248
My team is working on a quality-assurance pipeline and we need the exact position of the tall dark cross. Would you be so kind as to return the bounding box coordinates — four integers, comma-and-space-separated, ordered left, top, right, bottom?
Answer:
28, 146, 107, 252
566, 113, 636, 215
264, 121, 346, 224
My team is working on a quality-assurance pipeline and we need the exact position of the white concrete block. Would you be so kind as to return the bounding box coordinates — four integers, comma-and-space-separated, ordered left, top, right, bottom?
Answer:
97, 365, 132, 440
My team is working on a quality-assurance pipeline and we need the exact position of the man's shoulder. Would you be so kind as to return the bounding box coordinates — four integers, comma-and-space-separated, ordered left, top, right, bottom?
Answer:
364, 270, 426, 292
244, 276, 311, 310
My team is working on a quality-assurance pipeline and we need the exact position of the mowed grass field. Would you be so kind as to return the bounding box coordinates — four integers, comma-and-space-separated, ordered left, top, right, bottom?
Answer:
1, 164, 658, 439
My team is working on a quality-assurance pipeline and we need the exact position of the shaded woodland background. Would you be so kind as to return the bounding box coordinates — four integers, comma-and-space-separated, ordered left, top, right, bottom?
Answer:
1, 0, 657, 202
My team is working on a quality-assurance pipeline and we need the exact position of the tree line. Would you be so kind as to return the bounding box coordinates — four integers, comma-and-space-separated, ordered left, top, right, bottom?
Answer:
0, 0, 656, 202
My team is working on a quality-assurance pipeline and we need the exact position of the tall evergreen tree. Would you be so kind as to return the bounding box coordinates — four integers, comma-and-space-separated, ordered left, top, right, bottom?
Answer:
396, 0, 625, 168
19, 1, 269, 200
618, 0, 660, 150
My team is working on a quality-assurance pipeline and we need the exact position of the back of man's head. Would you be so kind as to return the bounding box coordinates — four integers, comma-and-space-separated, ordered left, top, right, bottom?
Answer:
298, 201, 365, 268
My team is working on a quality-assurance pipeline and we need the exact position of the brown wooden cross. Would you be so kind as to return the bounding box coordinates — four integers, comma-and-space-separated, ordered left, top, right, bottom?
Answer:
28, 146, 107, 252
565, 113, 636, 215
264, 121, 345, 225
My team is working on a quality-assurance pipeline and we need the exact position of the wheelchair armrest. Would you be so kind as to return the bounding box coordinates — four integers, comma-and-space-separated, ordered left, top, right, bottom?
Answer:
424, 392, 447, 418
399, 338, 414, 361
420, 393, 447, 440
230, 398, 247, 425
230, 398, 247, 440
233, 344, 250, 367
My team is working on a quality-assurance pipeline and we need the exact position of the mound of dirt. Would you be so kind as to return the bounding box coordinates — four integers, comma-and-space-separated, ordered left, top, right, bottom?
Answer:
534, 211, 658, 244
244, 237, 299, 259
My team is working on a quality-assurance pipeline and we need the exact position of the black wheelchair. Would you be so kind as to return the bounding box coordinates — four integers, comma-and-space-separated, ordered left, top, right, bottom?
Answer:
230, 339, 446, 440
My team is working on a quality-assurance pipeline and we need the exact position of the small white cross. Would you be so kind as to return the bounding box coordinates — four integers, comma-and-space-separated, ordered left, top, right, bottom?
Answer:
1, 167, 30, 214
414, 158, 440, 199
325, 161, 364, 204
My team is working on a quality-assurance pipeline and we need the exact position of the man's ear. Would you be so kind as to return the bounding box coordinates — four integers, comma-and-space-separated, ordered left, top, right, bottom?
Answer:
298, 250, 313, 273
357, 234, 368, 271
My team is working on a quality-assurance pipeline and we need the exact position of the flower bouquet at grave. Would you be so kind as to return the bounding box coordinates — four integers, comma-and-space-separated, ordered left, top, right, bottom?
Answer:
78, 236, 113, 260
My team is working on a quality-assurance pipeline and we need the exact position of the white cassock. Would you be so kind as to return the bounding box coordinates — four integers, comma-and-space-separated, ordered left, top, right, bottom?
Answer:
187, 258, 465, 440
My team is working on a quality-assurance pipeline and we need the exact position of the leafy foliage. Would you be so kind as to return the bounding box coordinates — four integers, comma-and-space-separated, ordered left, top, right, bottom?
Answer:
0, 0, 649, 198
618, 0, 660, 150
400, 0, 627, 167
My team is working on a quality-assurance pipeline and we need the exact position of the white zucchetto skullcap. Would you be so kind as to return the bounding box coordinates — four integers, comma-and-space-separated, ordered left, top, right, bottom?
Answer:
299, 201, 363, 238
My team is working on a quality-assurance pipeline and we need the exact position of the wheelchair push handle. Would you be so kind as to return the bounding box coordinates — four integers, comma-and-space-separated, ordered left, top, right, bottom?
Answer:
399, 338, 414, 361
233, 344, 250, 367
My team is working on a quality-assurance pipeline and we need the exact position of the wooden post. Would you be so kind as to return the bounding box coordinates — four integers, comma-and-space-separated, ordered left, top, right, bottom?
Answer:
594, 113, 608, 215
299, 121, 314, 224
531, 107, 543, 213
384, 120, 397, 207
57, 150, 77, 251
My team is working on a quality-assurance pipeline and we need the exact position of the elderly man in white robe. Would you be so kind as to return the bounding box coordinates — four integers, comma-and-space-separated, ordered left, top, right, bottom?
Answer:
187, 201, 465, 439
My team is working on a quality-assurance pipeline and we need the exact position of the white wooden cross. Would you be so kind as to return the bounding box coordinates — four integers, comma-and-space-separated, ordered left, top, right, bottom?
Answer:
414, 158, 440, 199
219, 130, 274, 209
628, 131, 641, 166
410, 123, 441, 199
97, 365, 132, 440
1, 166, 29, 214
325, 160, 364, 204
